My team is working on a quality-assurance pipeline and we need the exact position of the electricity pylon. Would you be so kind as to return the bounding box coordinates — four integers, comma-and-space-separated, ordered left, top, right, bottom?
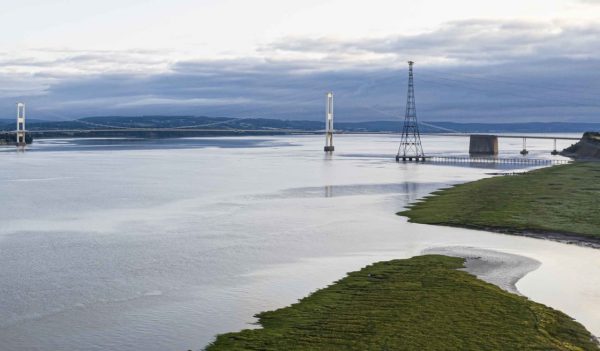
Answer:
396, 61, 425, 162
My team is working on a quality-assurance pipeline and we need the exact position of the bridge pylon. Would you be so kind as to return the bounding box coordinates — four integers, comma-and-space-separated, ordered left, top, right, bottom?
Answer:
16, 102, 26, 147
396, 61, 425, 162
324, 92, 334, 152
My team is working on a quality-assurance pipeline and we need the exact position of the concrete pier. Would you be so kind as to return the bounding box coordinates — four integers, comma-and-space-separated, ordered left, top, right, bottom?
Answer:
469, 135, 498, 155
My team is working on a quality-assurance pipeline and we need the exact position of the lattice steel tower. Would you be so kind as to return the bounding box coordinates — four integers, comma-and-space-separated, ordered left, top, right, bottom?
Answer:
396, 61, 425, 162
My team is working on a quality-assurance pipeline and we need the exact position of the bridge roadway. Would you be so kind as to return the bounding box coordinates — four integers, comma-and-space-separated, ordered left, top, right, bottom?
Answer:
0, 129, 583, 140
421, 133, 580, 141
0, 128, 314, 134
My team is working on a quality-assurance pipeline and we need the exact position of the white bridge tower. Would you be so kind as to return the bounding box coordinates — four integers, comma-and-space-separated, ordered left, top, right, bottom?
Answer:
16, 102, 26, 146
324, 92, 334, 152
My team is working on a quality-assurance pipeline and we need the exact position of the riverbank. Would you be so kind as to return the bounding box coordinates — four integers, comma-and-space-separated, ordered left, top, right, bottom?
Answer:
399, 162, 600, 247
206, 255, 598, 350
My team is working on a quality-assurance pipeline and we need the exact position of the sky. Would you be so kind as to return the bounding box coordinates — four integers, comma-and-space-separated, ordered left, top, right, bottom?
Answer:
1, 0, 600, 122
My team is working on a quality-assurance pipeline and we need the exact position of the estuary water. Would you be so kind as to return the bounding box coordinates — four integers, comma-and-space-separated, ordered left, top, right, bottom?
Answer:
1, 134, 599, 351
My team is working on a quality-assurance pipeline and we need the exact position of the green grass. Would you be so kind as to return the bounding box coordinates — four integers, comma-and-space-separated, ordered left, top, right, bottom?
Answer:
400, 162, 600, 239
206, 255, 598, 350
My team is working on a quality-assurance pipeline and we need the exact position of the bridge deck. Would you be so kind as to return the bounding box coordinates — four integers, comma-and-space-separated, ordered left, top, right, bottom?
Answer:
422, 133, 580, 140
0, 130, 585, 139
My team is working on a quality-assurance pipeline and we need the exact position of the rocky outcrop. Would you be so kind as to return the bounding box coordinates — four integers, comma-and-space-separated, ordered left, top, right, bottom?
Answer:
561, 132, 600, 159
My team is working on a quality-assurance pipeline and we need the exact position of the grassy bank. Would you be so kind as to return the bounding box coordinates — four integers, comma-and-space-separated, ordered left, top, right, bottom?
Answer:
206, 255, 597, 350
400, 162, 600, 240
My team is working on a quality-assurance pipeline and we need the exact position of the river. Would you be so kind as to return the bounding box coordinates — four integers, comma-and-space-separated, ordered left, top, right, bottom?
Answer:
1, 134, 598, 350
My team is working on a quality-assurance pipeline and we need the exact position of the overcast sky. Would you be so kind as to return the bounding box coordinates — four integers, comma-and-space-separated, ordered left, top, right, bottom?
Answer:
1, 0, 600, 122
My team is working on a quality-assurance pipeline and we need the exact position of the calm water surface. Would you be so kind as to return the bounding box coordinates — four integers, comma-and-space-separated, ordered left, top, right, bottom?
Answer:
1, 134, 598, 351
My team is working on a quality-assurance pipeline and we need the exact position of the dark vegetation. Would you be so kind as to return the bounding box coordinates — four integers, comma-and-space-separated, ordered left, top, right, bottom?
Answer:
400, 162, 600, 240
0, 133, 34, 145
206, 255, 598, 351
561, 132, 600, 159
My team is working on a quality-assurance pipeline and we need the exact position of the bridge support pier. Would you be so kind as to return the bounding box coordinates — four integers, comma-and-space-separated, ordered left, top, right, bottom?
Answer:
396, 155, 426, 162
520, 137, 529, 156
469, 135, 498, 155
551, 138, 559, 155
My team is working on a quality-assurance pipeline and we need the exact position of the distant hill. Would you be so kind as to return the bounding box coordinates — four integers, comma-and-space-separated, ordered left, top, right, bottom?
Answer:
1, 115, 599, 135
0, 118, 53, 129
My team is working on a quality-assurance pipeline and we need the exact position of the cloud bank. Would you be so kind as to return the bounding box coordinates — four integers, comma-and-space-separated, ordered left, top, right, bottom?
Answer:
1, 19, 599, 122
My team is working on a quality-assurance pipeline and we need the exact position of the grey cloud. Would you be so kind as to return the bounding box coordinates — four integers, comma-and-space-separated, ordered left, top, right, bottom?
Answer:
269, 20, 600, 63
1, 19, 600, 123
3, 56, 597, 123
0, 49, 172, 76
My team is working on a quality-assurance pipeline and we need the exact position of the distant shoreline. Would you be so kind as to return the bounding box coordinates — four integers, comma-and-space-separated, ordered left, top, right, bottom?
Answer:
2, 115, 599, 137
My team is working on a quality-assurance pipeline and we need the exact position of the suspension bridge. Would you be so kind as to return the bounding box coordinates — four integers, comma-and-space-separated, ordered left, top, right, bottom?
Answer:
0, 61, 586, 164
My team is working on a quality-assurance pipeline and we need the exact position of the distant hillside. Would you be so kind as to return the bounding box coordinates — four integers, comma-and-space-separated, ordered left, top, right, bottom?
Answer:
0, 118, 53, 129
1, 116, 599, 134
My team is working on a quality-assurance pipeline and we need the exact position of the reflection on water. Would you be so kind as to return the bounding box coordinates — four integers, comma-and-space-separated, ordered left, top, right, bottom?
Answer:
0, 137, 294, 153
0, 135, 598, 351
265, 182, 443, 200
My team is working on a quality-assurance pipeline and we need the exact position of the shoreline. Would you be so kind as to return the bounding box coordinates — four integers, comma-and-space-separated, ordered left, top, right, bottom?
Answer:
425, 246, 599, 343
422, 246, 541, 295
206, 255, 600, 350
415, 222, 600, 250
399, 162, 600, 249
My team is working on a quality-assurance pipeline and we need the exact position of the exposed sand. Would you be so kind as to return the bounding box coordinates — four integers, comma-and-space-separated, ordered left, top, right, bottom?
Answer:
423, 246, 541, 295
